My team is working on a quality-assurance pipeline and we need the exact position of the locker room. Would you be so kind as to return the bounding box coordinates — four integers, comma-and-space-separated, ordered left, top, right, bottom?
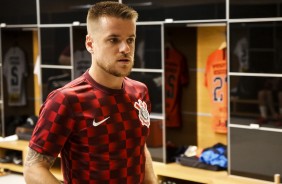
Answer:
0, 0, 281, 183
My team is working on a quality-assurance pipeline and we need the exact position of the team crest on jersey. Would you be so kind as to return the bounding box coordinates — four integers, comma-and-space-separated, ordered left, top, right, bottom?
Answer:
134, 99, 150, 128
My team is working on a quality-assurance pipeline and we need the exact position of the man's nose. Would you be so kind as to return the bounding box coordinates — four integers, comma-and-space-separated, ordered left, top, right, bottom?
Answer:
119, 41, 130, 54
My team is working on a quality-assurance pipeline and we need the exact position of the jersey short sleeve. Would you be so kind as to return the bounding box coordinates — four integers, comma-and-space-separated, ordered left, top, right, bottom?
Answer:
29, 90, 75, 157
29, 72, 151, 183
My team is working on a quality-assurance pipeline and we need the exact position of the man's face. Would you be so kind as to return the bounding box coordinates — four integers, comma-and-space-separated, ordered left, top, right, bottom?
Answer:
87, 16, 136, 77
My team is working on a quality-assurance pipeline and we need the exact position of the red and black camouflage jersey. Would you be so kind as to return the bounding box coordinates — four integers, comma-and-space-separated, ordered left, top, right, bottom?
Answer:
29, 71, 151, 184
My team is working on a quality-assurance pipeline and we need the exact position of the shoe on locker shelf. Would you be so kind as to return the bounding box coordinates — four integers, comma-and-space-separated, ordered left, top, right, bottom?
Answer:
256, 117, 268, 125
0, 155, 13, 163
0, 150, 22, 165
274, 115, 282, 127
12, 151, 23, 165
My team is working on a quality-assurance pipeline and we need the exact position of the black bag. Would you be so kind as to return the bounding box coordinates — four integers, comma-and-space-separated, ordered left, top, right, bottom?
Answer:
16, 115, 38, 140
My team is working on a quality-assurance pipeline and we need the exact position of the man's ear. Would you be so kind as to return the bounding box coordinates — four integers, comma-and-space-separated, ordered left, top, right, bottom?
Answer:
85, 35, 94, 54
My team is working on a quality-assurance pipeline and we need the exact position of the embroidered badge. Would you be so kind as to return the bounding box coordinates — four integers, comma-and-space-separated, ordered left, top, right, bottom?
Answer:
134, 99, 150, 128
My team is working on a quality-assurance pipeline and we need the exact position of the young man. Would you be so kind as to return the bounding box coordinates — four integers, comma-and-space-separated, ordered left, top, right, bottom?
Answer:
23, 2, 157, 184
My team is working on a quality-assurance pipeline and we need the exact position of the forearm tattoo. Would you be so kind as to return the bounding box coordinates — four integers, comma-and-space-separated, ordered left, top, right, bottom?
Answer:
25, 148, 56, 169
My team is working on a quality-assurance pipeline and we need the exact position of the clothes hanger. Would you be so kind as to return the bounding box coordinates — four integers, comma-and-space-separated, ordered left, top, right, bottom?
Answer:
165, 40, 174, 49
218, 41, 226, 50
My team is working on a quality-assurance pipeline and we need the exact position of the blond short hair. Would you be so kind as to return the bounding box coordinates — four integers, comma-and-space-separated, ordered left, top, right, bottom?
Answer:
86, 1, 138, 33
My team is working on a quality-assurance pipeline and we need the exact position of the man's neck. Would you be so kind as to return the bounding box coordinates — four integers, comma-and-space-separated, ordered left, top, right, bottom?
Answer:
88, 67, 124, 89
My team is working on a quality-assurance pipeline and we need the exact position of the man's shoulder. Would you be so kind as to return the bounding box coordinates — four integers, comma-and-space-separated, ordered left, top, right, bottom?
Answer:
53, 74, 89, 96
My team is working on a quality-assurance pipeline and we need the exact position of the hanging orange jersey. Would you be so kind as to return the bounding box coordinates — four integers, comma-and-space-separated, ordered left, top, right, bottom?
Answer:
165, 47, 189, 127
204, 48, 227, 133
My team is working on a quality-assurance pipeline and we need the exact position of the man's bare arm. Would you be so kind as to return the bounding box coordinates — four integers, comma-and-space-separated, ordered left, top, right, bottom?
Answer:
23, 148, 62, 184
143, 144, 158, 184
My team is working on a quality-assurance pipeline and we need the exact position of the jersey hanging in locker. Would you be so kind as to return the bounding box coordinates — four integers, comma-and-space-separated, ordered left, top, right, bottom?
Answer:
3, 46, 28, 106
73, 49, 91, 78
204, 47, 227, 134
165, 46, 189, 127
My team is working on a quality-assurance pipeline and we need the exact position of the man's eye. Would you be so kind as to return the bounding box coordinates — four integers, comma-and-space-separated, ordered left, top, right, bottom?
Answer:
109, 38, 119, 43
127, 38, 135, 44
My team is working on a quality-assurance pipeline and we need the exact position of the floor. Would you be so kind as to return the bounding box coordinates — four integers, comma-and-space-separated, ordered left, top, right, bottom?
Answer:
0, 172, 25, 184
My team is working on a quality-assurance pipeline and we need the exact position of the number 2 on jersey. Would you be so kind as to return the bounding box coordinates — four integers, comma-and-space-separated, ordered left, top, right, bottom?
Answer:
213, 76, 227, 102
